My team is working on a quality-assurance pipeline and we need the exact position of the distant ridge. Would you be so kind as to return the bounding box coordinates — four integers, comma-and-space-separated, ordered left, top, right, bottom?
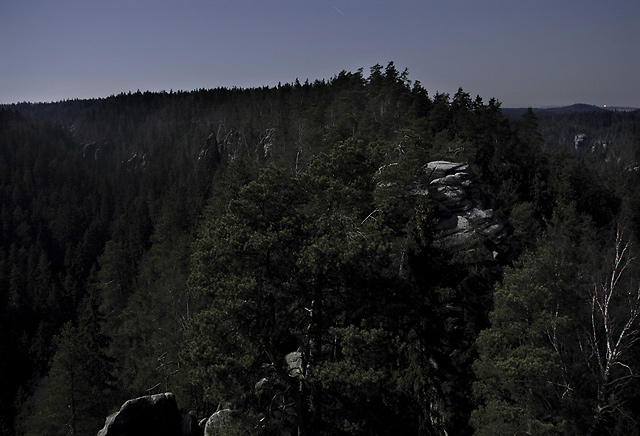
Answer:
501, 103, 638, 118
538, 103, 606, 113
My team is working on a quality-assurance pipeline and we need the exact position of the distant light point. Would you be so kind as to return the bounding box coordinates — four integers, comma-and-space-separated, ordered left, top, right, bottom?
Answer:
604, 104, 607, 108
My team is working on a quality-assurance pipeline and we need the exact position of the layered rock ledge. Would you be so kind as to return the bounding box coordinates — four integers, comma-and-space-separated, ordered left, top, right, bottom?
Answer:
420, 161, 514, 261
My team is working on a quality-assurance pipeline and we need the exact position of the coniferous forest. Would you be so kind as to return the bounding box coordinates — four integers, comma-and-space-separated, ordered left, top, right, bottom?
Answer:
2, 63, 640, 435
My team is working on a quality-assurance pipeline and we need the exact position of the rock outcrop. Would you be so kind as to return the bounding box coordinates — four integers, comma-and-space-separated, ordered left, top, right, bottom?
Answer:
574, 133, 588, 149
285, 351, 303, 379
97, 393, 201, 436
420, 161, 514, 261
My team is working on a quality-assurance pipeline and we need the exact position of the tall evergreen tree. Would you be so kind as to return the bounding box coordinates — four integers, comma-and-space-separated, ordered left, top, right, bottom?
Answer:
22, 291, 115, 436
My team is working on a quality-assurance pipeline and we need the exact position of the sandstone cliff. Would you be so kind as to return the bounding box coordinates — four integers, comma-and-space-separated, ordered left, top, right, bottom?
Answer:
420, 161, 515, 263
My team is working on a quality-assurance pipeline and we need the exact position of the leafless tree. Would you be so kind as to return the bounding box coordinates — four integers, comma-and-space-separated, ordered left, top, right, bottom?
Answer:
587, 226, 640, 433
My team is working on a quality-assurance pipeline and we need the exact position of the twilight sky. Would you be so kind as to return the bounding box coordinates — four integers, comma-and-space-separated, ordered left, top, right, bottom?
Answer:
1, 0, 638, 107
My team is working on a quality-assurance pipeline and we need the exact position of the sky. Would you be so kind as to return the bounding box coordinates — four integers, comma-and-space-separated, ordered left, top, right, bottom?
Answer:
1, 0, 639, 107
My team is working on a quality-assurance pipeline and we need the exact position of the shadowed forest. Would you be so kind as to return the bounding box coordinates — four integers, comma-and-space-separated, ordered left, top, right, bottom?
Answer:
2, 63, 640, 435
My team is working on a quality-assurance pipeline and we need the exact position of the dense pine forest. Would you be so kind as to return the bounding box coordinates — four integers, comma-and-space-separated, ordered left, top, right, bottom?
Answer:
2, 63, 640, 435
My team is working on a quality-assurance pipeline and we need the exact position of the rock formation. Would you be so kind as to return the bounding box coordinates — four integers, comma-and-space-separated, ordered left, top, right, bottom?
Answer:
420, 161, 515, 262
285, 351, 303, 379
574, 133, 588, 149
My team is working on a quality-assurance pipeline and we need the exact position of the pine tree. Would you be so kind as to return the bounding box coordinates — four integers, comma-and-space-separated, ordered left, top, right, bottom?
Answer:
23, 292, 115, 436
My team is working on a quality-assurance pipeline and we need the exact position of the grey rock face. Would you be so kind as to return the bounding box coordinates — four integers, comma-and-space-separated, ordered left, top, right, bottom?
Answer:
424, 161, 468, 180
285, 351, 303, 378
203, 409, 236, 436
574, 133, 588, 149
97, 393, 181, 436
422, 161, 514, 259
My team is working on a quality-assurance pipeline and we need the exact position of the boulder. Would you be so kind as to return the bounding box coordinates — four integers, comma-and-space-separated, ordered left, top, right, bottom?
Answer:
203, 409, 237, 436
97, 393, 181, 436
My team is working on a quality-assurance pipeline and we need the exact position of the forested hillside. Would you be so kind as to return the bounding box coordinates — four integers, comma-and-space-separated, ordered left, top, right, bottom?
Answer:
1, 63, 640, 435
504, 107, 640, 175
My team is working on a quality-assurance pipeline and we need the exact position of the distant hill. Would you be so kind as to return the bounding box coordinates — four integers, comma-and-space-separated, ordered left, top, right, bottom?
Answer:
502, 104, 639, 118
501, 104, 606, 118
603, 106, 640, 112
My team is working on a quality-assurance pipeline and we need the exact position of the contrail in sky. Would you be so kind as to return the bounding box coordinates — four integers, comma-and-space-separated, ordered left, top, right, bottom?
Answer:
333, 6, 345, 16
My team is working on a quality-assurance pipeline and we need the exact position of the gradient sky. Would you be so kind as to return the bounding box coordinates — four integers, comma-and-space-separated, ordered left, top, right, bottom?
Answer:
1, 0, 639, 107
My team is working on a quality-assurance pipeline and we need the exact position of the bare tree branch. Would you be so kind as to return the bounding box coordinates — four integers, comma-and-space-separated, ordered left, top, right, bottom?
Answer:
587, 226, 640, 433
